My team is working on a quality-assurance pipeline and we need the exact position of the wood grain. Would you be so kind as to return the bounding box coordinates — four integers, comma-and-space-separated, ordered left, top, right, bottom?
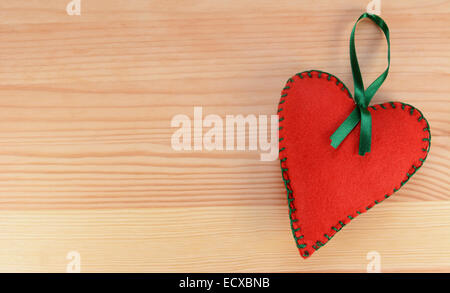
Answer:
0, 0, 448, 272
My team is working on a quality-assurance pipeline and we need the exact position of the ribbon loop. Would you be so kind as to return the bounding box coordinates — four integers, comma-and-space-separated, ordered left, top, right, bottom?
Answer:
330, 12, 390, 156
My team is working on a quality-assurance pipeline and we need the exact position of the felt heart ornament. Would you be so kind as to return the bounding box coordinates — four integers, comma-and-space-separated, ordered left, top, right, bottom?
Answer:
278, 13, 431, 259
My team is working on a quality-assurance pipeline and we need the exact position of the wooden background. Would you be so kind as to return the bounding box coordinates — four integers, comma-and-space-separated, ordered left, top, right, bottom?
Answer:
0, 0, 448, 272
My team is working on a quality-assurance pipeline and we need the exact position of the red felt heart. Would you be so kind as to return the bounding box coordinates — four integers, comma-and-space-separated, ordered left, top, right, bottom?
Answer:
278, 70, 431, 259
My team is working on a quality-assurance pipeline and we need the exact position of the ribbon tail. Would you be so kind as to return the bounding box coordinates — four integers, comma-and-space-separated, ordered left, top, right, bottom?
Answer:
330, 108, 361, 149
358, 107, 372, 156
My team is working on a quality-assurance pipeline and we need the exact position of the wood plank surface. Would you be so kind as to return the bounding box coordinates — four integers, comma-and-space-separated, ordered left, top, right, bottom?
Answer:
0, 0, 448, 272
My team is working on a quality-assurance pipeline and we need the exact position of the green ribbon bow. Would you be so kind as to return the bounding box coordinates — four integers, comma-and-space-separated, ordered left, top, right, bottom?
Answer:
330, 13, 390, 156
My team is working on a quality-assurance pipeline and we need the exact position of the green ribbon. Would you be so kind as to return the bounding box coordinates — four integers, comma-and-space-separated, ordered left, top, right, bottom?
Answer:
330, 13, 390, 156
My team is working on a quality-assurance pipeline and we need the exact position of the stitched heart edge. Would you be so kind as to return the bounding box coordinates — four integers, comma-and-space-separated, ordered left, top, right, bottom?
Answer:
278, 70, 431, 259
